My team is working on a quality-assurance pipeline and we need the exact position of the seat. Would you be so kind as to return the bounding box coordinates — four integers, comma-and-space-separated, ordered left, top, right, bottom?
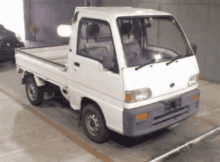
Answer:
123, 42, 142, 59
86, 46, 108, 61
79, 23, 116, 63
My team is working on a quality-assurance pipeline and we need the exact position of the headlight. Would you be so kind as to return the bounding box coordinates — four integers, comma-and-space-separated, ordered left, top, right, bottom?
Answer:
188, 74, 199, 87
125, 88, 152, 103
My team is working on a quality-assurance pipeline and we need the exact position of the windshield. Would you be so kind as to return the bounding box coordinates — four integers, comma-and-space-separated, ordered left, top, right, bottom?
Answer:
117, 16, 193, 67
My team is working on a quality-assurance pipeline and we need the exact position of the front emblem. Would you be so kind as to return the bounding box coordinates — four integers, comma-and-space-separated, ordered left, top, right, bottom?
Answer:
170, 83, 175, 88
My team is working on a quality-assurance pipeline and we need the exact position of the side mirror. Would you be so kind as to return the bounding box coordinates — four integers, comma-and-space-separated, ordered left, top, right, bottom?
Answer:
191, 44, 197, 55
57, 25, 72, 37
103, 55, 114, 71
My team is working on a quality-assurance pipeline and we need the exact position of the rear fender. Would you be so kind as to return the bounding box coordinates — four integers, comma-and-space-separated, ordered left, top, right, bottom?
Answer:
21, 71, 45, 87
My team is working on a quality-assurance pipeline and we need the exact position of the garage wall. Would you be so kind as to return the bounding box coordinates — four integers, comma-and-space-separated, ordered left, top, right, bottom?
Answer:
102, 0, 220, 83
23, 0, 101, 46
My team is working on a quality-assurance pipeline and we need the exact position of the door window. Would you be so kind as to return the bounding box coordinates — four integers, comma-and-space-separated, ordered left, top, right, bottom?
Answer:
77, 18, 119, 73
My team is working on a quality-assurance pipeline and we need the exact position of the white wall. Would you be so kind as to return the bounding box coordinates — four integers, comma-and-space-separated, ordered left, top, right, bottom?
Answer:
0, 0, 25, 41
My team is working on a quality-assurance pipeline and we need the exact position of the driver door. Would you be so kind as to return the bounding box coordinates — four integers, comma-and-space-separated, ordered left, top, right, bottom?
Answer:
68, 18, 124, 110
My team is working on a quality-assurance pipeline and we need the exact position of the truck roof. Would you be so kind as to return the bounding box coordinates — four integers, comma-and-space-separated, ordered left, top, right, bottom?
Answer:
75, 7, 172, 18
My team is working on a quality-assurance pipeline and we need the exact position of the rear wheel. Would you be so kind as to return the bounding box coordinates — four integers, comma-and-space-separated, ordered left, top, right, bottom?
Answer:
26, 76, 44, 106
82, 103, 109, 143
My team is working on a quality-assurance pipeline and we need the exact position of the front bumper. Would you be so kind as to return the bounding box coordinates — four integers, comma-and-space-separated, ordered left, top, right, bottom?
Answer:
123, 88, 200, 137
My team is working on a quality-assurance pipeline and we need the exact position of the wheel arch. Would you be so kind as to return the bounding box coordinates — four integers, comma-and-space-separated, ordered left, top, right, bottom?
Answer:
21, 71, 33, 85
25, 75, 44, 106
21, 71, 46, 87
79, 97, 106, 124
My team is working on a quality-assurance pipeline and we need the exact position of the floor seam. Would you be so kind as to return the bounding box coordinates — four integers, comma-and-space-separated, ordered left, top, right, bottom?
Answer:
149, 127, 220, 162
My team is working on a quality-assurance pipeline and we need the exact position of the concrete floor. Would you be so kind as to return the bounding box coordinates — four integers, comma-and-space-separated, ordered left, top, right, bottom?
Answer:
0, 91, 101, 162
0, 62, 220, 162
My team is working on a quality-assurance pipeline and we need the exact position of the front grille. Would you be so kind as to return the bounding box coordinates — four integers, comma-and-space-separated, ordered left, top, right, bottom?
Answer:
152, 106, 189, 126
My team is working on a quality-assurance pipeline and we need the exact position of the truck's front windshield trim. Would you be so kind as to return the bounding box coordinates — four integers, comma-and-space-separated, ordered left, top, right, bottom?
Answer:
116, 15, 193, 68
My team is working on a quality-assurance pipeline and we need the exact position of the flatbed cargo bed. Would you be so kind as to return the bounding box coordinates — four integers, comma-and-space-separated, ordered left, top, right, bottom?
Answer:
15, 45, 69, 87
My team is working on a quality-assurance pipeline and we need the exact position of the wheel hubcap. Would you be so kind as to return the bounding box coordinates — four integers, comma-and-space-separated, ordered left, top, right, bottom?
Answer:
28, 83, 37, 101
86, 113, 100, 136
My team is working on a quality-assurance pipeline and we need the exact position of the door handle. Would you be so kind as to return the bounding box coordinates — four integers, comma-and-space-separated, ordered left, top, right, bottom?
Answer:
74, 62, 80, 67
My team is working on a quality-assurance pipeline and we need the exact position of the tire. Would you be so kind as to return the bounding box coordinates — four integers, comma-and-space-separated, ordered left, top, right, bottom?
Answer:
82, 103, 109, 143
26, 76, 44, 106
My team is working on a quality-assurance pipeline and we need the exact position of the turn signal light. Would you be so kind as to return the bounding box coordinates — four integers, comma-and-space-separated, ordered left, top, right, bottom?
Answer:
192, 94, 199, 101
136, 113, 148, 121
126, 94, 131, 102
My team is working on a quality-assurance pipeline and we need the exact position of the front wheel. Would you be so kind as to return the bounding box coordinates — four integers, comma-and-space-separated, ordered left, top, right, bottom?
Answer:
26, 76, 44, 106
82, 103, 109, 143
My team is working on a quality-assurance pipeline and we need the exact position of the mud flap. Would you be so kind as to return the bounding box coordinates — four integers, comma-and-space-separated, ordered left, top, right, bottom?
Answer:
33, 75, 46, 87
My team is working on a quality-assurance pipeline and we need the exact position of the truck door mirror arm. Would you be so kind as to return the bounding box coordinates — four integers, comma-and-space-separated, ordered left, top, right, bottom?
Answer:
191, 44, 197, 55
73, 12, 79, 23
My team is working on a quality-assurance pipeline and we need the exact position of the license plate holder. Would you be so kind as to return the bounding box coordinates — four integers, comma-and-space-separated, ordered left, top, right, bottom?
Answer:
164, 97, 182, 113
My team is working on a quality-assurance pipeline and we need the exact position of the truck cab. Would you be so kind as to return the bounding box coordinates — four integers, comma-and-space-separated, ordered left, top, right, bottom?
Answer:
67, 7, 200, 138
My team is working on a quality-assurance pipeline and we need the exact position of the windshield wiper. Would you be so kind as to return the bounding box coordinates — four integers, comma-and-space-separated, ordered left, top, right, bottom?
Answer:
135, 59, 156, 71
166, 55, 182, 66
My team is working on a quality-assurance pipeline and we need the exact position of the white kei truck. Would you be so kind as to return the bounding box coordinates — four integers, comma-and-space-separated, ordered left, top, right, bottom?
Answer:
15, 7, 200, 143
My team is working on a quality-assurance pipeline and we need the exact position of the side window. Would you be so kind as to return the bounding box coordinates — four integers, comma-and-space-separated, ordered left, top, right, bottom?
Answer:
77, 18, 119, 73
